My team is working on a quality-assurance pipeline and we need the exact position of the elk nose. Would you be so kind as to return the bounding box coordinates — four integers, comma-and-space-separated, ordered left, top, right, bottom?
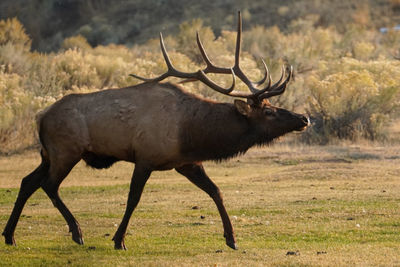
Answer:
300, 115, 310, 126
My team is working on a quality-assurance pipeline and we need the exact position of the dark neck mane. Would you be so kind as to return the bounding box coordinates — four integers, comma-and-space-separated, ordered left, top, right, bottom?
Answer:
179, 100, 273, 162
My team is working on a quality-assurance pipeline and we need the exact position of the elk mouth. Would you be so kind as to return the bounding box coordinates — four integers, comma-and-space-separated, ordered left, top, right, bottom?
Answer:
295, 125, 308, 132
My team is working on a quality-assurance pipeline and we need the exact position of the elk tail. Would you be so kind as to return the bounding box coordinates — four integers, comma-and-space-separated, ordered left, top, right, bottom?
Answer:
35, 109, 50, 169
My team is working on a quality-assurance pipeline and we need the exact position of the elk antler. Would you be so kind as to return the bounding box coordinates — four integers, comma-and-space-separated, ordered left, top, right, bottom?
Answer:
130, 33, 236, 94
195, 11, 293, 101
130, 11, 292, 101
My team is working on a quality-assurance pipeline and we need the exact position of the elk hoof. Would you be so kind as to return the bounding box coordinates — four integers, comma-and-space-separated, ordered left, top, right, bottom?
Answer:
114, 240, 127, 250
3, 232, 16, 246
226, 240, 238, 250
224, 234, 237, 250
112, 233, 127, 250
71, 229, 84, 245
72, 235, 84, 245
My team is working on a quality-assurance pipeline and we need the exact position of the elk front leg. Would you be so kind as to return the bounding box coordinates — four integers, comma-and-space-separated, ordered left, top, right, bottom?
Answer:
176, 163, 237, 250
112, 164, 152, 250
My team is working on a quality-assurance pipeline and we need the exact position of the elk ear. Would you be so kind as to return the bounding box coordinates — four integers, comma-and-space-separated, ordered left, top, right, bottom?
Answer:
234, 99, 251, 116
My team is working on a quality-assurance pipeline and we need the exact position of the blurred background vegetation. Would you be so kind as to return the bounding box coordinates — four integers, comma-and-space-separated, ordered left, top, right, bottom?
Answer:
1, 0, 400, 154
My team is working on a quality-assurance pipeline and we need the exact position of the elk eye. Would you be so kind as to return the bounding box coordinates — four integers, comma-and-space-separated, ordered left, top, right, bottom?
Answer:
264, 109, 275, 116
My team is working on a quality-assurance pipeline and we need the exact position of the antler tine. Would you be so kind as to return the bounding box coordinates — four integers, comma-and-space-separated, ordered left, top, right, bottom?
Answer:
234, 11, 242, 68
259, 65, 293, 99
196, 32, 230, 74
129, 33, 173, 83
231, 12, 273, 95
197, 69, 237, 94
269, 66, 286, 91
254, 58, 269, 85
231, 11, 259, 94
159, 32, 175, 71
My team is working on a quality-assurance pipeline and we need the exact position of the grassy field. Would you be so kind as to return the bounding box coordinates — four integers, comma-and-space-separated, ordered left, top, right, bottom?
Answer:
0, 144, 400, 266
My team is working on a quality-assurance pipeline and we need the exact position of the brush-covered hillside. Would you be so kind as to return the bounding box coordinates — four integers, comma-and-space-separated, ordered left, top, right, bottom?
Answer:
0, 0, 399, 51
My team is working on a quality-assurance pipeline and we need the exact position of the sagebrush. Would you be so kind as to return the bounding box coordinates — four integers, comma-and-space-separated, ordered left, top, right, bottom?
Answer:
1, 16, 400, 153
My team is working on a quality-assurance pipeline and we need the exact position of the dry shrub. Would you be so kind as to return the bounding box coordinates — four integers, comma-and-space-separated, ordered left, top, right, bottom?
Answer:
303, 59, 400, 143
61, 35, 92, 51
0, 17, 31, 51
1, 16, 400, 153
0, 66, 54, 153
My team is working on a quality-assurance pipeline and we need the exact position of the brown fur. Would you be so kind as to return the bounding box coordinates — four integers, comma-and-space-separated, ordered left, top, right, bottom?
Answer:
2, 81, 308, 250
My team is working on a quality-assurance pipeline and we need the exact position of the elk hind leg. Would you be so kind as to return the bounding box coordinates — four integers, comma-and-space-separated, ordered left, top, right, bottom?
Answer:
2, 152, 49, 246
176, 163, 237, 250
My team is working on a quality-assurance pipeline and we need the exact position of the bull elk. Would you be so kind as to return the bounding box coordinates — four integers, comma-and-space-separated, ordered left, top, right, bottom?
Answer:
2, 12, 309, 250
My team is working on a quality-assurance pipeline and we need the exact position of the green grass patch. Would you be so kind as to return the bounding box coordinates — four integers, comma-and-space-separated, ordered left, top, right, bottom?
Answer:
1, 145, 400, 266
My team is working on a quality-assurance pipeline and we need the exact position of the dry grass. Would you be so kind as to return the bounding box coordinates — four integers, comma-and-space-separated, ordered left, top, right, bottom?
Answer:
0, 144, 400, 266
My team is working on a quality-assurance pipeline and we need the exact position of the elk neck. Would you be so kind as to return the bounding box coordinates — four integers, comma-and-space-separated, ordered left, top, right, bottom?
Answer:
178, 99, 273, 162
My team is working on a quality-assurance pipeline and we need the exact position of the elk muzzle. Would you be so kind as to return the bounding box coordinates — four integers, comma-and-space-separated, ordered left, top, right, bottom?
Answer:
295, 114, 310, 131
